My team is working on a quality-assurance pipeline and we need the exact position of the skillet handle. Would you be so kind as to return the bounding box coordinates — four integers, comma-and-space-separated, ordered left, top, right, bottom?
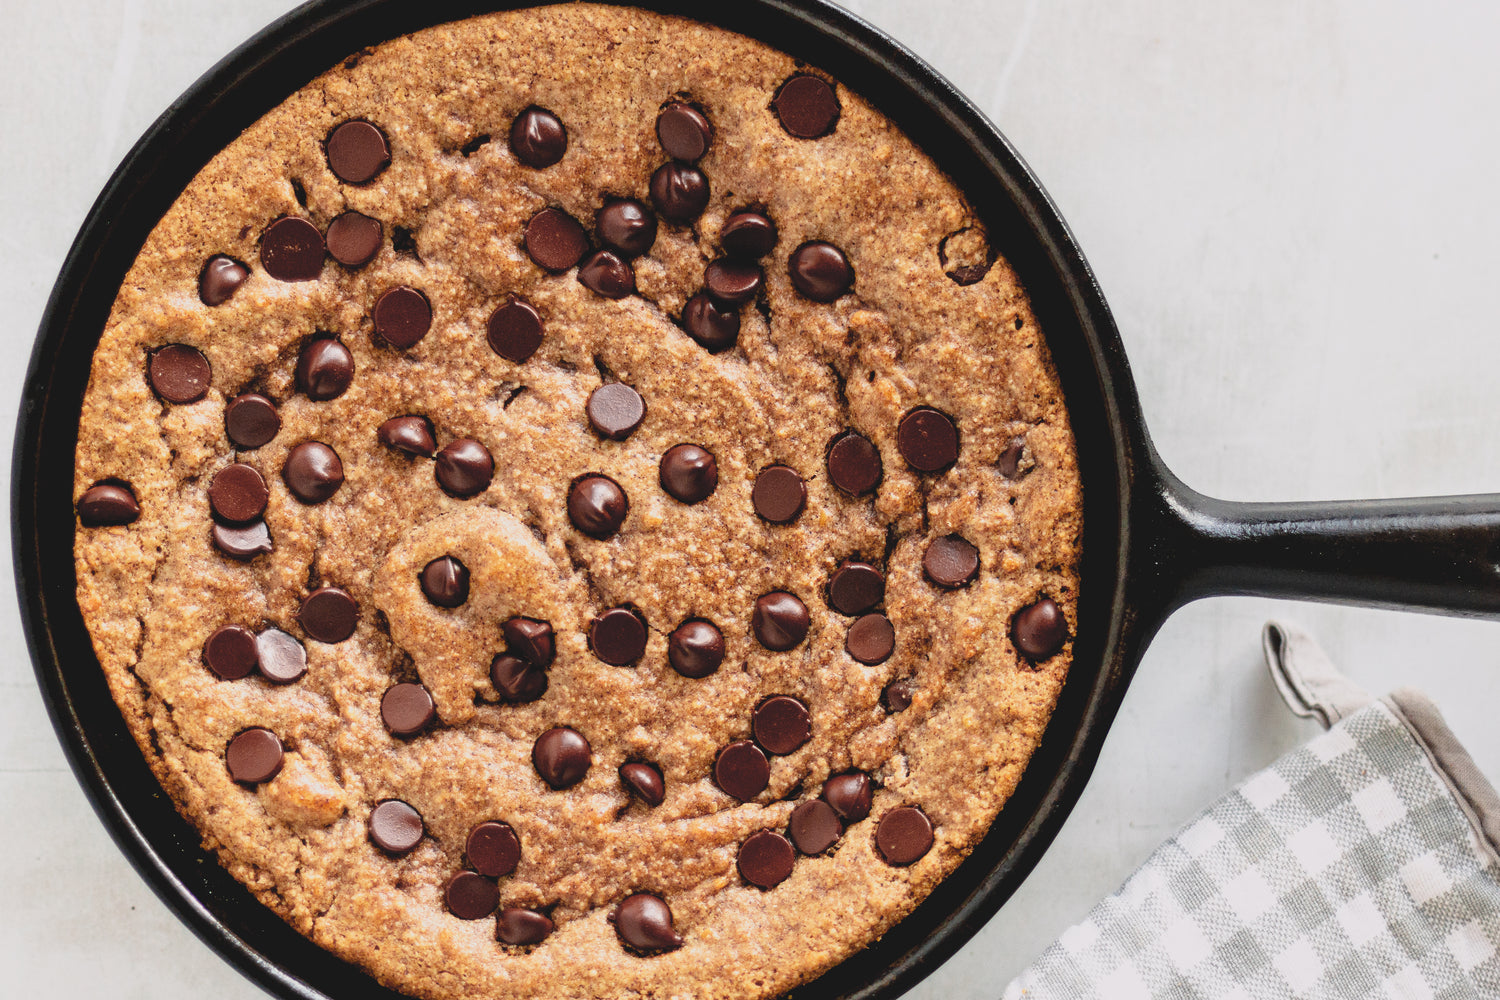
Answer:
1141, 464, 1500, 620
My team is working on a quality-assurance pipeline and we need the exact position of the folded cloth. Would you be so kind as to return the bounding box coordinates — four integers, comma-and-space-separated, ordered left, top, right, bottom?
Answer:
1003, 622, 1500, 999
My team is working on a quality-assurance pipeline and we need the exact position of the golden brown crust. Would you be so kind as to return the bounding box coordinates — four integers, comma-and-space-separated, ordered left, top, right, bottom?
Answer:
72, 6, 1082, 999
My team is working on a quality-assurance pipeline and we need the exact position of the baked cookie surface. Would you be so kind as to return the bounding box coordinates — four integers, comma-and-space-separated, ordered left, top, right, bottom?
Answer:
72, 5, 1082, 999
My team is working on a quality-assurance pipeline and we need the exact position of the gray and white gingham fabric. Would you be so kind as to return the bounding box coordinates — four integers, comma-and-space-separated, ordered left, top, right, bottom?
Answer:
1004, 624, 1500, 999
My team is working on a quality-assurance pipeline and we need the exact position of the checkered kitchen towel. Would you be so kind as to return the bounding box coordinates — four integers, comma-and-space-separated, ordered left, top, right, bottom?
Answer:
1004, 623, 1500, 999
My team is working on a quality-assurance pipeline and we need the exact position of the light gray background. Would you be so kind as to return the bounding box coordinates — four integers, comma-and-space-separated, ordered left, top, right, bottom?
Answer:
4, 1, 1500, 996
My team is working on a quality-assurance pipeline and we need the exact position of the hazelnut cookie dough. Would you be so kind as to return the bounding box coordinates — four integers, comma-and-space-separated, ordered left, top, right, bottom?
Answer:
72, 5, 1082, 1000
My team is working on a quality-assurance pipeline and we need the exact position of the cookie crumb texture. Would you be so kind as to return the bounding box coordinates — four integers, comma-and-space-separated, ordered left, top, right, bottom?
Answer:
72, 6, 1081, 1000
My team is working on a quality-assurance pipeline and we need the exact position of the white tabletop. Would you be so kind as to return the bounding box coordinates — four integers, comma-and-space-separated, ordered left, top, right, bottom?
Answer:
5, 1, 1500, 996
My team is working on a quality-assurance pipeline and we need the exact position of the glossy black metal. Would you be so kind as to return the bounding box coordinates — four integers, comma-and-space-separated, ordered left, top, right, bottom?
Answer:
13, 2, 1500, 1000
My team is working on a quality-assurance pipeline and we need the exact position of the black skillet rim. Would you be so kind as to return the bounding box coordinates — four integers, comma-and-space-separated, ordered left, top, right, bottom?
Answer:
14, 1, 1146, 998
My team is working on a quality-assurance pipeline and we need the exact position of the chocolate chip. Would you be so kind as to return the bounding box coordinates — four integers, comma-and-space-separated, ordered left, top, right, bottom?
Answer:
148, 344, 211, 404
649, 162, 709, 223
255, 627, 307, 684
997, 436, 1028, 479
826, 431, 882, 496
524, 207, 588, 273
753, 695, 811, 755
509, 107, 567, 168
656, 103, 713, 161
772, 75, 841, 138
381, 682, 436, 736
435, 439, 493, 497
620, 762, 665, 807
846, 613, 895, 665
704, 258, 763, 307
822, 772, 873, 822
77, 482, 139, 526
326, 211, 382, 267
752, 592, 810, 651
897, 407, 959, 472
578, 250, 636, 298
590, 607, 648, 666
923, 535, 979, 589
532, 727, 592, 789
714, 740, 770, 801
299, 586, 358, 643
208, 464, 268, 524
420, 556, 469, 608
948, 264, 990, 286
751, 465, 806, 523
568, 475, 628, 538
1012, 598, 1067, 660
490, 653, 547, 703
199, 255, 248, 306
295, 339, 353, 401
283, 441, 344, 504
487, 297, 544, 363
497, 908, 554, 946
789, 241, 853, 301
203, 625, 258, 680
373, 286, 432, 348
720, 210, 777, 259
681, 292, 740, 353
260, 216, 325, 281
368, 799, 423, 854
789, 799, 842, 855
827, 561, 883, 616
466, 820, 521, 877
212, 520, 273, 560
737, 830, 795, 889
596, 198, 657, 257
503, 617, 555, 667
613, 893, 682, 953
659, 444, 718, 504
225, 393, 279, 449
875, 806, 934, 865
667, 619, 724, 678
445, 872, 500, 920
226, 728, 283, 784
326, 120, 390, 184
378, 415, 436, 457
882, 679, 914, 713
586, 383, 646, 440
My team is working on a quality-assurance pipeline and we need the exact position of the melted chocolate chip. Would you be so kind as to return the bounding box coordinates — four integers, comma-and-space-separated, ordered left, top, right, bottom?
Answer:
826, 431, 882, 496
226, 728, 283, 784
997, 436, 1028, 479
649, 162, 709, 222
772, 75, 841, 138
203, 625, 258, 680
255, 627, 307, 684
373, 286, 432, 349
260, 216, 325, 281
846, 613, 895, 665
613, 893, 682, 953
525, 207, 589, 273
148, 344, 211, 404
681, 293, 740, 353
487, 297, 544, 363
378, 415, 436, 457
596, 198, 658, 257
656, 103, 713, 161
326, 120, 391, 184
714, 740, 770, 801
283, 442, 344, 504
923, 535, 980, 589
298, 586, 358, 643
897, 407, 959, 472
225, 393, 280, 449
325, 210, 382, 267
586, 383, 646, 440
509, 107, 567, 168
435, 439, 493, 497
502, 617, 555, 667
381, 682, 436, 736
466, 820, 521, 878
369, 800, 423, 854
667, 619, 724, 678
212, 520, 273, 560
295, 339, 353, 401
752, 591, 810, 651
78, 483, 139, 526
490, 653, 548, 703
789, 799, 843, 855
822, 772, 873, 822
420, 555, 469, 608
875, 806, 934, 865
751, 465, 806, 523
497, 908, 554, 946
827, 561, 883, 616
738, 830, 795, 889
883, 679, 915, 713
753, 695, 812, 755
568, 475, 628, 538
720, 210, 777, 259
591, 607, 648, 666
788, 241, 854, 301
704, 258, 763, 307
659, 444, 718, 504
199, 255, 248, 306
445, 872, 499, 920
208, 464, 268, 524
578, 250, 636, 298
1012, 598, 1067, 660
532, 727, 592, 790
620, 762, 665, 807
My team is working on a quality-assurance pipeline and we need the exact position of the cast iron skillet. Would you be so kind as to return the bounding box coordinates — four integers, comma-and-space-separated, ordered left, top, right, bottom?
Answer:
16, 1, 1500, 998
